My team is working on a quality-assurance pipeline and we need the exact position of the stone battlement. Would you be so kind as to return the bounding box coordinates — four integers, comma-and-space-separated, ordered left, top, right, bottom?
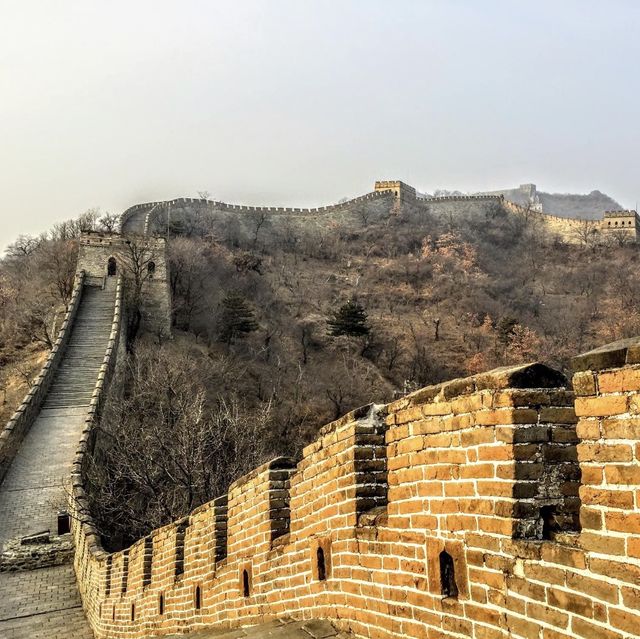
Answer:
419, 194, 504, 203
374, 181, 417, 201
68, 341, 640, 639
120, 190, 394, 234
121, 181, 636, 245
603, 210, 638, 217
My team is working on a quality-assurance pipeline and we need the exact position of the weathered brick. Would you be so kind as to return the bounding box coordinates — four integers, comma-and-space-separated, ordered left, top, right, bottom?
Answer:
574, 396, 628, 417
578, 443, 633, 463
579, 486, 634, 509
598, 369, 640, 393
572, 371, 597, 397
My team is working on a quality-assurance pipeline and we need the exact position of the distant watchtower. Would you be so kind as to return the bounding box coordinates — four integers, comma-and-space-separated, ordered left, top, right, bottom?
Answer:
374, 180, 417, 202
600, 210, 639, 241
77, 231, 172, 337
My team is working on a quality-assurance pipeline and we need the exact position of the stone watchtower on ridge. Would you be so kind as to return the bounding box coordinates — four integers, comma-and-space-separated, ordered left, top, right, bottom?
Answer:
600, 209, 639, 240
374, 180, 417, 202
76, 231, 172, 338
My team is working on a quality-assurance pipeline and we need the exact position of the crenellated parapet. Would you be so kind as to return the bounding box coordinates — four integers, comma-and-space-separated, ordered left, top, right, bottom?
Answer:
419, 194, 504, 203
119, 181, 636, 249
120, 190, 395, 236
67, 342, 640, 639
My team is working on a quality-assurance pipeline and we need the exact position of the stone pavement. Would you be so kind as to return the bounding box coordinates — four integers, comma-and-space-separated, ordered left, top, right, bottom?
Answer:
161, 619, 346, 639
0, 565, 93, 638
0, 406, 87, 546
0, 283, 117, 638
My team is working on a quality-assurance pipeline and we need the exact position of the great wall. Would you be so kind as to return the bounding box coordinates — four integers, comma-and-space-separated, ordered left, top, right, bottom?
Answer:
120, 180, 639, 245
2, 181, 640, 638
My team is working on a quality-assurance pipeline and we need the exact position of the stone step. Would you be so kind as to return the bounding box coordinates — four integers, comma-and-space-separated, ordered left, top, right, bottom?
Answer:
41, 284, 118, 410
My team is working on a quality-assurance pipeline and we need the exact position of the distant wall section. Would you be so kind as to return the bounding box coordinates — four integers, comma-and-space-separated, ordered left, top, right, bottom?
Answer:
119, 180, 637, 250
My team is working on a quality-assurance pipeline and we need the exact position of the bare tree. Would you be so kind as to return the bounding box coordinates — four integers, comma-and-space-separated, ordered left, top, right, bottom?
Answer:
248, 210, 268, 250
573, 220, 600, 247
5, 235, 42, 258
98, 212, 121, 232
118, 237, 157, 346
37, 239, 78, 304
85, 344, 275, 547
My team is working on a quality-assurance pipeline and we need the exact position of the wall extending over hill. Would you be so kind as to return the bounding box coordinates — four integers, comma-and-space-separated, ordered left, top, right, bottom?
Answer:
502, 199, 594, 243
120, 180, 634, 247
120, 191, 395, 234
69, 335, 640, 639
418, 194, 505, 221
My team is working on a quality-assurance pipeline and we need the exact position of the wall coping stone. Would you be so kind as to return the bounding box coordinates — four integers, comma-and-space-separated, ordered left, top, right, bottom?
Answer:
390, 362, 568, 412
572, 336, 640, 372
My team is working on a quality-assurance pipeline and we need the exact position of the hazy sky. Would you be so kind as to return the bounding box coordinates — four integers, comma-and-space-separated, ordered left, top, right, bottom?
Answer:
1, 0, 639, 249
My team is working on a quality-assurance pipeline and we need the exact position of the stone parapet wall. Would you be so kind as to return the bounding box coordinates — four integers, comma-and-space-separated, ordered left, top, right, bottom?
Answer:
0, 271, 86, 485
503, 199, 598, 243
70, 274, 123, 588
603, 210, 638, 218
69, 347, 640, 639
120, 190, 394, 234
120, 181, 629, 249
418, 194, 504, 203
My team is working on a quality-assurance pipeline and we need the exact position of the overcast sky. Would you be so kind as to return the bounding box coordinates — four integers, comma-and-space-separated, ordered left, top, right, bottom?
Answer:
1, 0, 639, 249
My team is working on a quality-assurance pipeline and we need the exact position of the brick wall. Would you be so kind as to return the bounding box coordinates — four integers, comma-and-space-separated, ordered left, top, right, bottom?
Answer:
70, 345, 640, 639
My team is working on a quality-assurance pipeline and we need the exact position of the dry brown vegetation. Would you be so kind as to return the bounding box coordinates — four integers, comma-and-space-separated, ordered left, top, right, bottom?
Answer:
162, 198, 640, 423
86, 198, 640, 547
5, 198, 640, 547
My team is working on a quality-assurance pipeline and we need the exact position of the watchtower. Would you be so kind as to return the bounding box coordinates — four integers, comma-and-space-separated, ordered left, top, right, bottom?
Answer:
374, 180, 417, 202
77, 231, 172, 337
600, 210, 639, 241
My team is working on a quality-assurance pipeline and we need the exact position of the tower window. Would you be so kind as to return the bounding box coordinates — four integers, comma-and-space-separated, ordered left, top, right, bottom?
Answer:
317, 547, 326, 581
439, 551, 458, 599
242, 569, 250, 597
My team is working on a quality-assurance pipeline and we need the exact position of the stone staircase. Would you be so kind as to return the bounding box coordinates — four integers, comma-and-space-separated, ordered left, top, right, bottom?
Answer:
0, 278, 118, 639
43, 281, 117, 410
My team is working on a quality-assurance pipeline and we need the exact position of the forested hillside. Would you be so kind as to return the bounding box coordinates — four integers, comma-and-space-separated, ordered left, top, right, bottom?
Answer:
4, 198, 640, 547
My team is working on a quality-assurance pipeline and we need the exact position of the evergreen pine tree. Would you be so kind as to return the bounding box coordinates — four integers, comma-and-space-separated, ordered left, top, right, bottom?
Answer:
327, 300, 370, 337
219, 292, 258, 343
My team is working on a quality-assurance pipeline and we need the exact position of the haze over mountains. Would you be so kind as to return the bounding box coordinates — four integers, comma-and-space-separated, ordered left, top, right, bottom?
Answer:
535, 190, 624, 219
487, 185, 623, 219
423, 183, 624, 220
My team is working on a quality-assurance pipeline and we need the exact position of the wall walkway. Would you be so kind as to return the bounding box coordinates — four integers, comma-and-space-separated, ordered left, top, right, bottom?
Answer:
0, 277, 121, 638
